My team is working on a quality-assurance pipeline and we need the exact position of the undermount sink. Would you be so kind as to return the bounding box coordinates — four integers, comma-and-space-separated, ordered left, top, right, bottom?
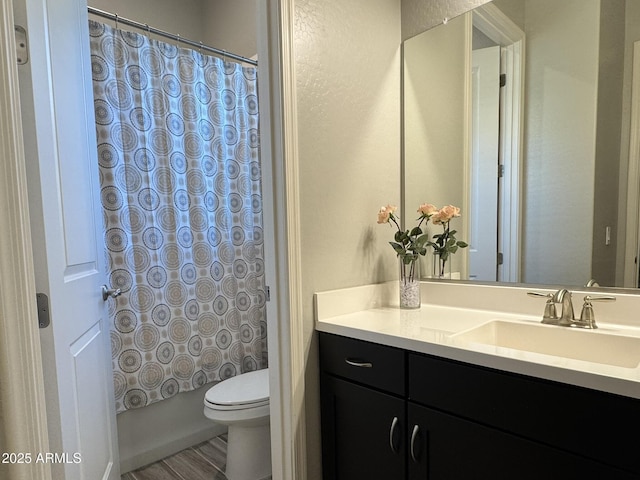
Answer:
452, 320, 640, 369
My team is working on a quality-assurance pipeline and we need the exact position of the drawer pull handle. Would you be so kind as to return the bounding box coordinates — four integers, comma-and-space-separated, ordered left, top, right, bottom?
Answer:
344, 358, 373, 368
410, 424, 420, 463
389, 416, 399, 454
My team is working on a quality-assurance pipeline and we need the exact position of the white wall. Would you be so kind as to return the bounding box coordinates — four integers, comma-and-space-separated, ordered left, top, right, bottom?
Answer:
401, 0, 490, 41
522, 0, 600, 285
404, 12, 469, 278
116, 387, 224, 473
294, 0, 401, 477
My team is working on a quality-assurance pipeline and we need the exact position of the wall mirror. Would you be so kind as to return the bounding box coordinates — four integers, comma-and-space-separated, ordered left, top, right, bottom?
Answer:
403, 0, 640, 290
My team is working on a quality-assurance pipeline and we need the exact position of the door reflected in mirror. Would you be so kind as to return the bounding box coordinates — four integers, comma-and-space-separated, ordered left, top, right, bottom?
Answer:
403, 0, 640, 289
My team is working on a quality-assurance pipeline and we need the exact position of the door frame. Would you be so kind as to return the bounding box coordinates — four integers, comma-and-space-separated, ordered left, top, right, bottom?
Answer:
0, 0, 306, 479
258, 0, 307, 478
0, 0, 51, 478
472, 4, 524, 283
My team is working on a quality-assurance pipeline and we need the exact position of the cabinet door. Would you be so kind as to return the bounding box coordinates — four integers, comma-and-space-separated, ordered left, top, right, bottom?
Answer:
407, 403, 637, 480
321, 374, 406, 480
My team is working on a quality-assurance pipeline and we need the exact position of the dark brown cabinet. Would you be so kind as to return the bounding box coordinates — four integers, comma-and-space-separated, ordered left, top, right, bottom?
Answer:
320, 374, 406, 479
407, 403, 637, 479
319, 332, 640, 480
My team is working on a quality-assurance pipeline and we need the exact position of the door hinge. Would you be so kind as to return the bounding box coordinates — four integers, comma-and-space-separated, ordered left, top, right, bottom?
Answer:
499, 73, 506, 87
15, 25, 29, 65
498, 164, 505, 178
497, 252, 504, 266
36, 293, 50, 328
266, 286, 271, 302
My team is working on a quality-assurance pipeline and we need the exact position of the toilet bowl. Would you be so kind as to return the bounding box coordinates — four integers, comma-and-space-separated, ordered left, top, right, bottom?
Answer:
204, 368, 271, 480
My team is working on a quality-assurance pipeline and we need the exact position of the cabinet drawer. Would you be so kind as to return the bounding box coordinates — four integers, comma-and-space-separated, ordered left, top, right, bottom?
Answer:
319, 333, 405, 395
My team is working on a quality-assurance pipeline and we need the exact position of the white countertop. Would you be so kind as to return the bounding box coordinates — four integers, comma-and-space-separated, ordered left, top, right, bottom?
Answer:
315, 282, 640, 399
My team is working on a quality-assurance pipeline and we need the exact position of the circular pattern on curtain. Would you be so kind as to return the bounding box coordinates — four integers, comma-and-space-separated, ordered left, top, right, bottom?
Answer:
90, 20, 267, 413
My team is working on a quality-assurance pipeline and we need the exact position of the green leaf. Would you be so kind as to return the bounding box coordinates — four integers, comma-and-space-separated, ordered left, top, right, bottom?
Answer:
401, 231, 412, 244
457, 241, 469, 248
389, 242, 405, 255
410, 227, 422, 237
415, 234, 429, 247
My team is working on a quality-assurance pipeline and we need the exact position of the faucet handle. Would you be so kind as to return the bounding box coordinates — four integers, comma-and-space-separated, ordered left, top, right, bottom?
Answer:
579, 295, 616, 329
583, 295, 616, 302
527, 291, 551, 298
527, 291, 558, 323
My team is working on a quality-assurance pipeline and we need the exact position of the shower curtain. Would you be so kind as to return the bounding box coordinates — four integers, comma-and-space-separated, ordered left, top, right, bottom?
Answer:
88, 20, 267, 413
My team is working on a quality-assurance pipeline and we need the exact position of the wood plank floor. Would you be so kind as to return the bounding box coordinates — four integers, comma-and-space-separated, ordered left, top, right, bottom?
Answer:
121, 435, 229, 480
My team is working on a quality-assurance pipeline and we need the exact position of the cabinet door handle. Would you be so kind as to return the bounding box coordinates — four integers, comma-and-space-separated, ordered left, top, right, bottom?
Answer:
410, 424, 420, 463
344, 358, 373, 368
389, 416, 399, 454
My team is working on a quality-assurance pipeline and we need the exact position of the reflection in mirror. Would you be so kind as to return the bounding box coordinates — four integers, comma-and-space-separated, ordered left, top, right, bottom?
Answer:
403, 0, 640, 289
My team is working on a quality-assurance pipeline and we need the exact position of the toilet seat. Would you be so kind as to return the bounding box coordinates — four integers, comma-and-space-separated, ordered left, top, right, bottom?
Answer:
205, 368, 269, 412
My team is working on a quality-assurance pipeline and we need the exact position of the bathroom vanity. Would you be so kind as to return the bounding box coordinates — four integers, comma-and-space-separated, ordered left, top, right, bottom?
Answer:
315, 283, 640, 479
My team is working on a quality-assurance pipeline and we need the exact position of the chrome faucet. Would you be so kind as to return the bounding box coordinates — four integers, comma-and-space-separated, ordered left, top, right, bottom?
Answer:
552, 289, 575, 326
527, 290, 616, 329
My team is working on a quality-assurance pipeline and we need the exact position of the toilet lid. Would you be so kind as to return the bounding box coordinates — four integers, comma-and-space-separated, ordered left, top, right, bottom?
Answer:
205, 368, 269, 408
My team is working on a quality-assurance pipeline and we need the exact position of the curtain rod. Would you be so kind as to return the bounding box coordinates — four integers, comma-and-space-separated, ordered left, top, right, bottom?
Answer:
87, 6, 258, 67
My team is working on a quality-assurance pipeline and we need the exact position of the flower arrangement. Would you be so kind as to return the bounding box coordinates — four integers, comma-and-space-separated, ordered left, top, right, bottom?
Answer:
428, 205, 468, 278
377, 203, 468, 279
377, 204, 431, 264
377, 204, 431, 308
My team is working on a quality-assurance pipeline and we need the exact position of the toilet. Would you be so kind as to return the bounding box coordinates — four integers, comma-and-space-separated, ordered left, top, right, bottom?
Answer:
204, 368, 271, 480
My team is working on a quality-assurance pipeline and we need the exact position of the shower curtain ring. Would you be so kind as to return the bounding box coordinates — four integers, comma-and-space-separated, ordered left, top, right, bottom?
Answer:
114, 13, 119, 30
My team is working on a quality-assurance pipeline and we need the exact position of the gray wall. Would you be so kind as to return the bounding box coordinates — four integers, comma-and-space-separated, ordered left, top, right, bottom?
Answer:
592, 0, 625, 286
90, 0, 207, 40
202, 0, 257, 59
616, 0, 640, 284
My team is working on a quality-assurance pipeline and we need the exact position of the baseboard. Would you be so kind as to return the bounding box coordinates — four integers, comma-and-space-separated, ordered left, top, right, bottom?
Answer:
119, 423, 227, 474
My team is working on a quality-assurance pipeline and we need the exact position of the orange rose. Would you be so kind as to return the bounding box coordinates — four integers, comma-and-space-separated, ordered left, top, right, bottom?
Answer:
437, 205, 461, 223
377, 205, 397, 224
417, 203, 438, 217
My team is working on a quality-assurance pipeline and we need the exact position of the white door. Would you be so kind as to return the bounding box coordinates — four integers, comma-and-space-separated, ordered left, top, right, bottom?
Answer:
469, 46, 501, 281
14, 0, 120, 478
